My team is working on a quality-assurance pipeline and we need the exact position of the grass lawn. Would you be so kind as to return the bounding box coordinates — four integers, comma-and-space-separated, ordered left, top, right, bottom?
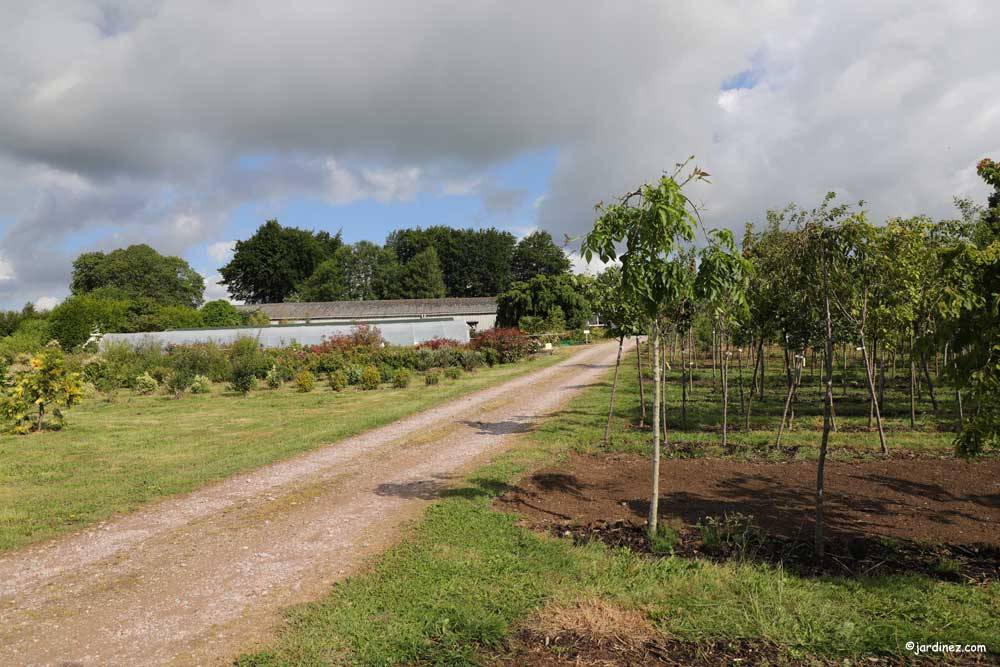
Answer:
238, 347, 997, 666
0, 349, 570, 552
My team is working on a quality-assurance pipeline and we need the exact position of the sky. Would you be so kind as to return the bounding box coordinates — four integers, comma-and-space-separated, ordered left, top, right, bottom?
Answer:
1, 1, 998, 308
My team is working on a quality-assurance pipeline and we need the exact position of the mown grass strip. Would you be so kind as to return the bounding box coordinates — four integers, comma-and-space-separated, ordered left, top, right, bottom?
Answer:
0, 351, 569, 552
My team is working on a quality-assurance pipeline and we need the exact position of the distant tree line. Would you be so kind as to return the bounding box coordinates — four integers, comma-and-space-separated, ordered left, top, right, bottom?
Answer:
0, 245, 268, 353
219, 220, 572, 303
0, 222, 583, 353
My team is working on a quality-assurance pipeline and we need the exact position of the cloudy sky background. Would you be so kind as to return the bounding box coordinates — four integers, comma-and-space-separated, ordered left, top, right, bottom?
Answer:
1, 0, 998, 308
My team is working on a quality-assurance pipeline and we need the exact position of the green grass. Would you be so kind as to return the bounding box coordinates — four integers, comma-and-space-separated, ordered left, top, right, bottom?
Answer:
540, 344, 962, 459
0, 351, 569, 552
239, 348, 997, 666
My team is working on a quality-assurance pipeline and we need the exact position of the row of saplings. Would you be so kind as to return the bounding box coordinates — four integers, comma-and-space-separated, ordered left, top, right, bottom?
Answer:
0, 328, 534, 433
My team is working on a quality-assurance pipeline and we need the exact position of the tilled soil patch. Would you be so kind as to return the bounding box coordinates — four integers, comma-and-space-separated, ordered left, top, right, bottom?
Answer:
495, 453, 1000, 582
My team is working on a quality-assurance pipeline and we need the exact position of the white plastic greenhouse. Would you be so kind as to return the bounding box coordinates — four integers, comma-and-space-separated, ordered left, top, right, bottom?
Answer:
99, 318, 470, 349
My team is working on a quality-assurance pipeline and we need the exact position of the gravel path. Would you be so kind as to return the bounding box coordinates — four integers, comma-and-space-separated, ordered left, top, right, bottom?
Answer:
0, 340, 623, 666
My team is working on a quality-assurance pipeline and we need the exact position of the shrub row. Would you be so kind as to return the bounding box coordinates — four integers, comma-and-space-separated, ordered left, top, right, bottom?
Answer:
75, 327, 534, 397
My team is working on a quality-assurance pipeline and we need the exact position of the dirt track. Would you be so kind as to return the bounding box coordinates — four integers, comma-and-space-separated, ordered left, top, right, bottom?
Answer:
0, 340, 623, 666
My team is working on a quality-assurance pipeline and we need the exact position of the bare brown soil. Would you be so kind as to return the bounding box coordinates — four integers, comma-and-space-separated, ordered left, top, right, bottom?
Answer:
495, 453, 1000, 581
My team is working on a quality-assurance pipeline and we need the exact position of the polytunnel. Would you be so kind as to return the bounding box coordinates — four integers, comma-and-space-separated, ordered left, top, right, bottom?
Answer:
99, 317, 471, 349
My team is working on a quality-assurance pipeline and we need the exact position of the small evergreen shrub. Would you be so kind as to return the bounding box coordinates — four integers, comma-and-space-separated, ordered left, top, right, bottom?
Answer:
346, 365, 364, 386
327, 369, 348, 391
425, 369, 441, 386
134, 372, 159, 395
360, 365, 380, 390
190, 374, 211, 394
228, 360, 258, 396
165, 369, 195, 398
391, 369, 411, 388
445, 366, 462, 380
294, 370, 316, 393
265, 366, 283, 389
149, 365, 172, 384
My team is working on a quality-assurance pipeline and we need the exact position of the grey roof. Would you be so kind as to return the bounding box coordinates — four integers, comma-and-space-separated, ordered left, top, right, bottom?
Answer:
238, 297, 497, 321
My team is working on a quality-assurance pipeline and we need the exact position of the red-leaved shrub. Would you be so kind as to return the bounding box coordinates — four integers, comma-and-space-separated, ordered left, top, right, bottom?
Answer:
309, 324, 383, 354
470, 328, 534, 364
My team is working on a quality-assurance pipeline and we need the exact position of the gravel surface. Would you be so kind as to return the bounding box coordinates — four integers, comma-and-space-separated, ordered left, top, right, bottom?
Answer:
0, 340, 623, 666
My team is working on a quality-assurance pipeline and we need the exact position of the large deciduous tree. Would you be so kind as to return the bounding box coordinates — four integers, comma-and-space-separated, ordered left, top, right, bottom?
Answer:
386, 226, 515, 296
71, 244, 205, 308
387, 247, 447, 299
220, 220, 342, 303
511, 230, 572, 282
496, 274, 593, 331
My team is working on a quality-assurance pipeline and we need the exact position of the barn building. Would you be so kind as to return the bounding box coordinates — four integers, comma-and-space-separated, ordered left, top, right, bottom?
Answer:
238, 297, 498, 332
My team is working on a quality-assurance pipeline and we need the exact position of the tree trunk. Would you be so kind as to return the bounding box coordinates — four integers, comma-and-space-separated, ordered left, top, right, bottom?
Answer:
681, 344, 688, 428
711, 326, 718, 390
648, 325, 662, 535
842, 343, 849, 397
756, 336, 766, 401
815, 254, 835, 560
661, 350, 669, 447
909, 343, 917, 429
860, 338, 887, 454
957, 389, 964, 427
775, 360, 798, 448
636, 337, 646, 428
722, 345, 730, 447
920, 352, 938, 411
783, 339, 792, 390
737, 347, 746, 432
604, 336, 625, 446
36, 403, 45, 432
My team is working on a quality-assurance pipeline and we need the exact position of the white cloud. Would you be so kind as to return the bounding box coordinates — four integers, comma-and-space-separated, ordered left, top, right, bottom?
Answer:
441, 176, 482, 196
568, 251, 615, 277
35, 295, 60, 310
325, 160, 423, 205
0, 1, 997, 306
0, 259, 14, 281
201, 273, 238, 304
206, 240, 235, 263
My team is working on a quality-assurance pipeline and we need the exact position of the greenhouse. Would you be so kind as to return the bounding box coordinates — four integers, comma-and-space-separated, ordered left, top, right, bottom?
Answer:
100, 317, 471, 349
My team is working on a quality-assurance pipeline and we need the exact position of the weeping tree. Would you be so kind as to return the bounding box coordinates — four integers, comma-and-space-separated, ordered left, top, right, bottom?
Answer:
593, 267, 645, 446
583, 159, 708, 535
695, 229, 751, 447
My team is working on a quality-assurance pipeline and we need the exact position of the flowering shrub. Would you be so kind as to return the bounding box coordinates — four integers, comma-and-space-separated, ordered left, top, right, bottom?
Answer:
470, 328, 534, 364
